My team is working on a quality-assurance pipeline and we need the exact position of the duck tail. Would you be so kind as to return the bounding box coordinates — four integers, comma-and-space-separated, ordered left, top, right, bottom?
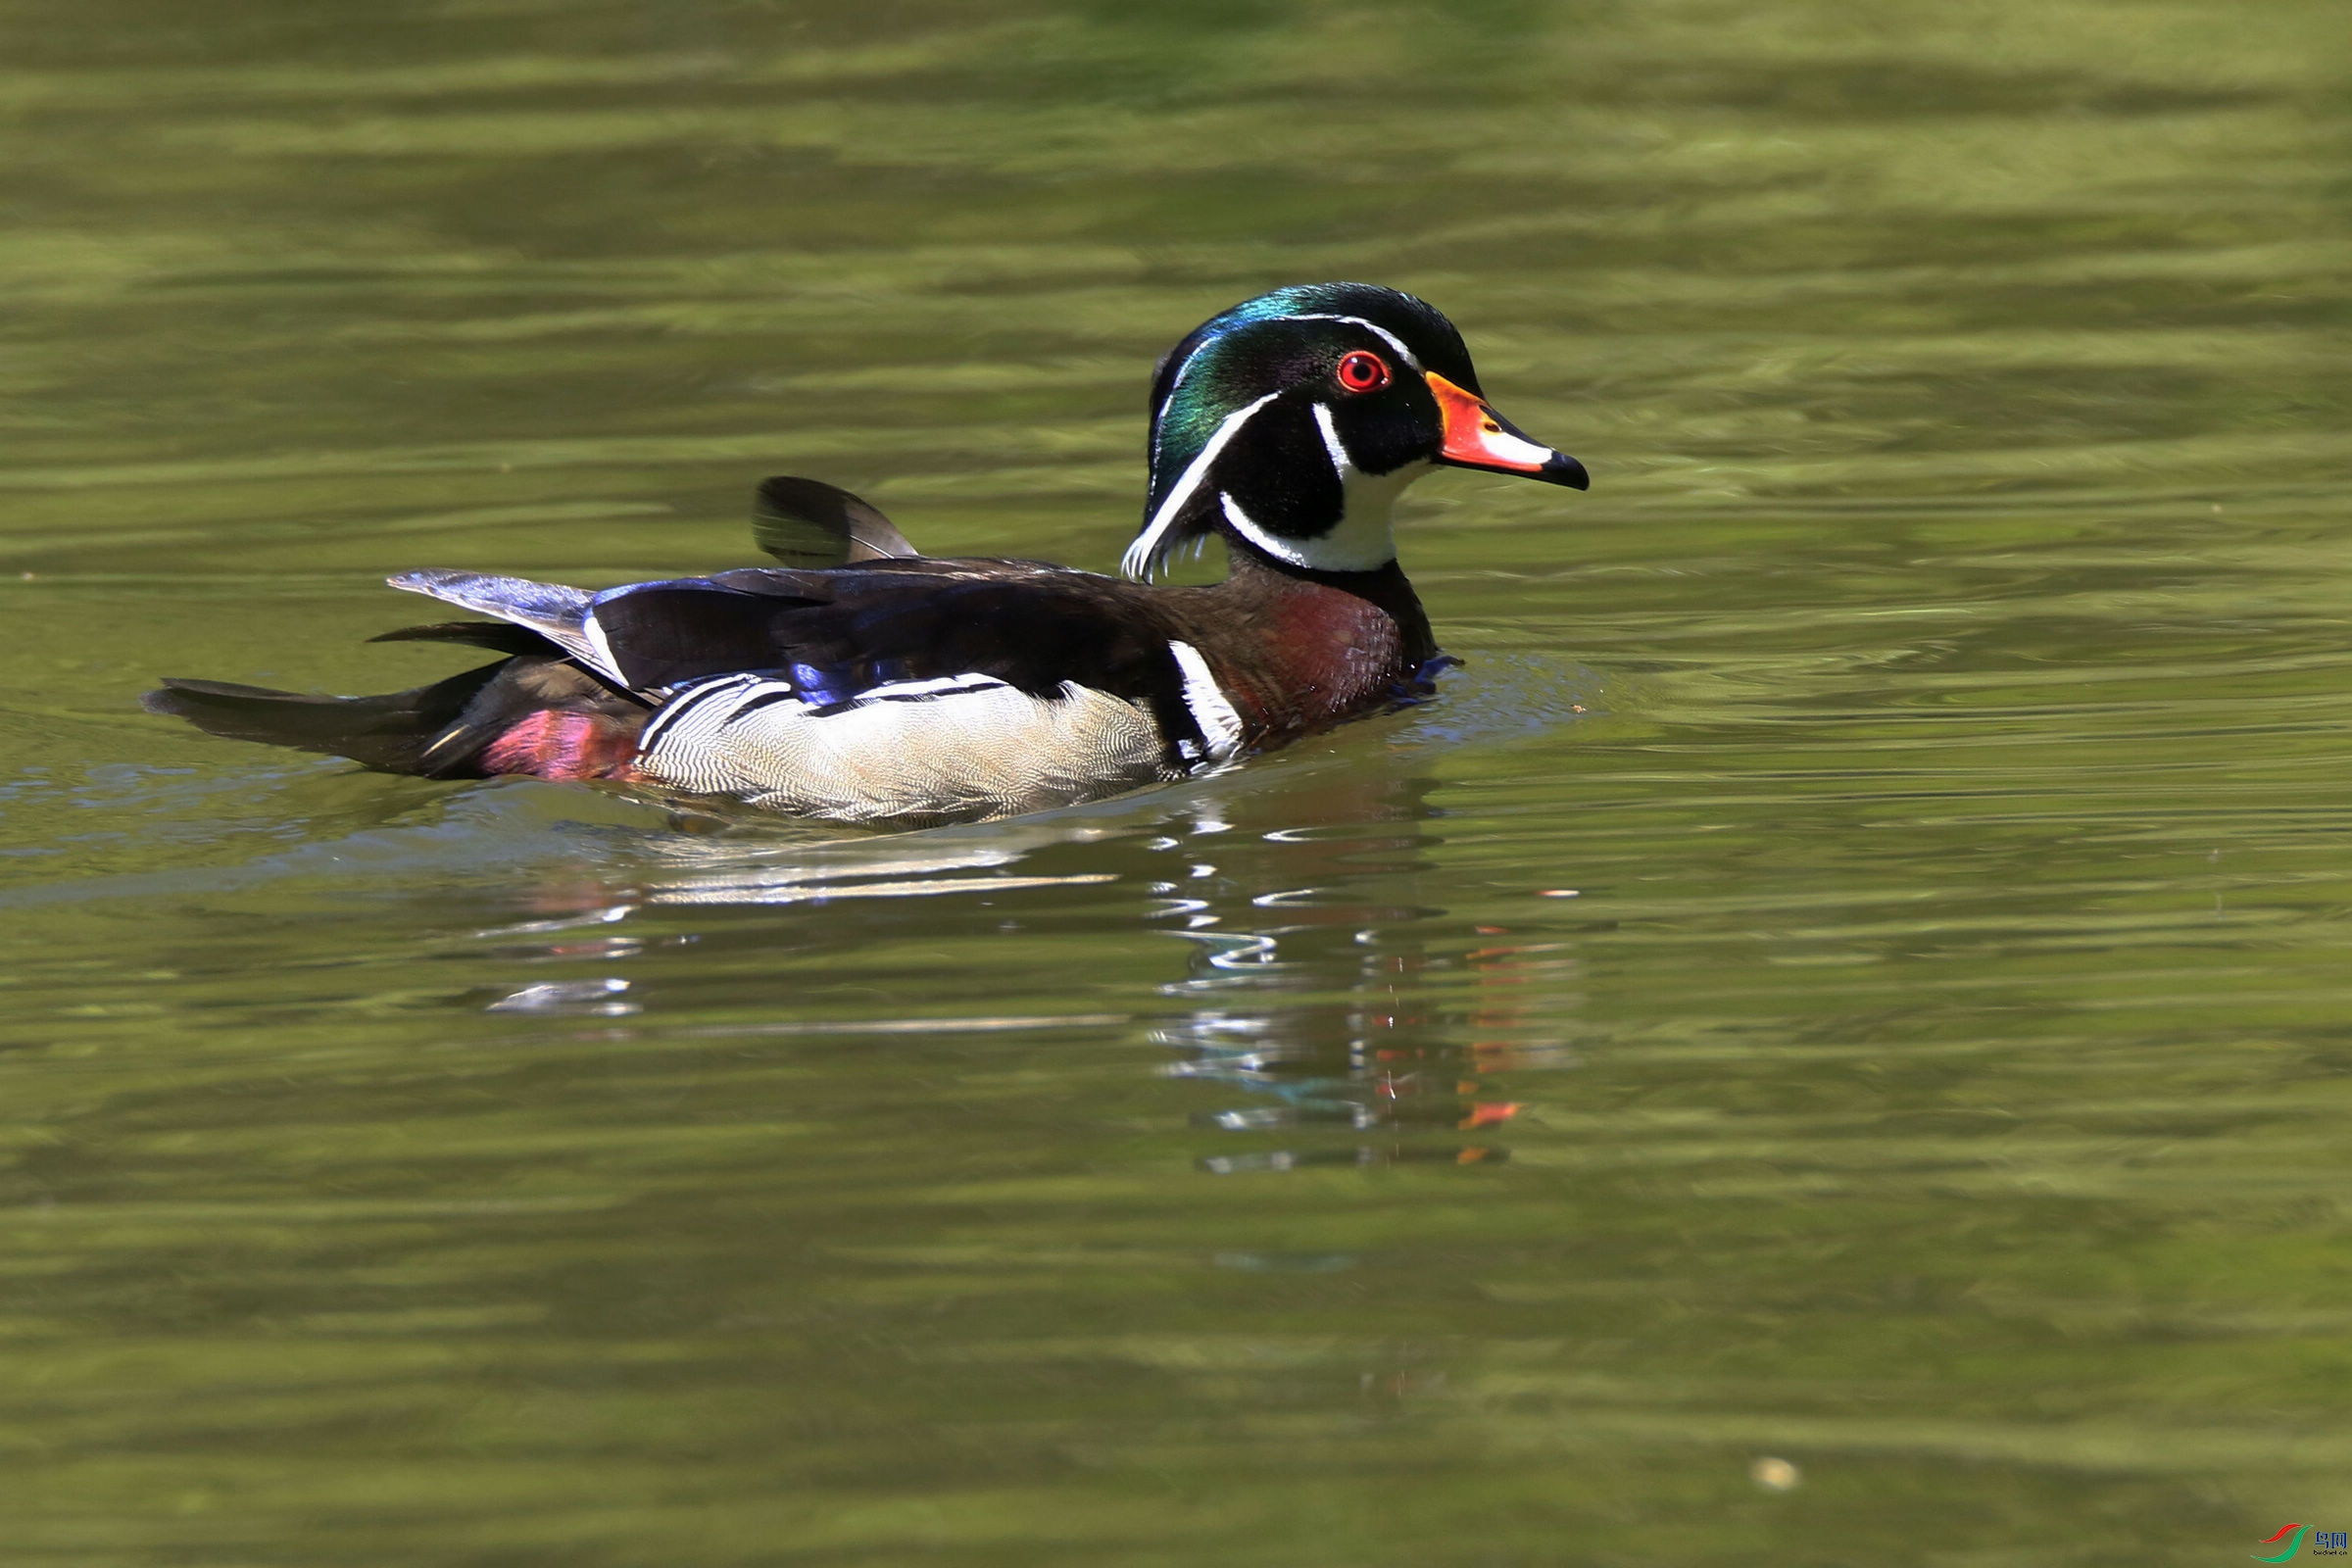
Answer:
143, 654, 648, 781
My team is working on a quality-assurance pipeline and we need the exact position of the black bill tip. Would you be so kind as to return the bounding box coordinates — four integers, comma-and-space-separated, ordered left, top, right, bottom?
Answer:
1541, 452, 1591, 491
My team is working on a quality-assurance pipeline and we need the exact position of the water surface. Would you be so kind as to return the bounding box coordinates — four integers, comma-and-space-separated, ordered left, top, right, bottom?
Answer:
4, 1, 2351, 1561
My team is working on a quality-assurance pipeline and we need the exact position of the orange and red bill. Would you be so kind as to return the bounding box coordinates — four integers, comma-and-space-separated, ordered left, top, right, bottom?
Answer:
1428, 370, 1589, 489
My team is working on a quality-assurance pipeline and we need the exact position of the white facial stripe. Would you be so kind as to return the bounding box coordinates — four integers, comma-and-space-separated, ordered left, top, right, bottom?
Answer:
1311, 401, 1351, 477
1283, 313, 1421, 369
1158, 311, 1418, 416
1124, 389, 1282, 581
1215, 491, 1306, 567
1152, 310, 1421, 474
1166, 640, 1244, 760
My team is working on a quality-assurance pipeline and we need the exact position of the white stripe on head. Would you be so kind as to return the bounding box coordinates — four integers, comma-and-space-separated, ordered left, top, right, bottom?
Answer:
1151, 311, 1422, 474
1216, 491, 1310, 569
1311, 401, 1352, 477
1124, 389, 1282, 581
1166, 640, 1245, 760
1283, 313, 1421, 370
1160, 314, 1418, 408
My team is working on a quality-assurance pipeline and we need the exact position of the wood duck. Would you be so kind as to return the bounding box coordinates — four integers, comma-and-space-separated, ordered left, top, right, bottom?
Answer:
145, 283, 1588, 825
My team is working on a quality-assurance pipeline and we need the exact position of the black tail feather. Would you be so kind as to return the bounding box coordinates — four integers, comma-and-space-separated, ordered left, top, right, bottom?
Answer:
142, 662, 510, 776
145, 655, 650, 778
368, 619, 562, 656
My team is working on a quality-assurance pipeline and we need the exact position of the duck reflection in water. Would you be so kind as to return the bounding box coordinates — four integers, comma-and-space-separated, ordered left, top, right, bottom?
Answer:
1138, 757, 1585, 1175
482, 722, 1589, 1170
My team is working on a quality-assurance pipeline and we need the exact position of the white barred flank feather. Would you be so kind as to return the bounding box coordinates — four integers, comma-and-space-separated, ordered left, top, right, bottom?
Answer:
638, 671, 1176, 825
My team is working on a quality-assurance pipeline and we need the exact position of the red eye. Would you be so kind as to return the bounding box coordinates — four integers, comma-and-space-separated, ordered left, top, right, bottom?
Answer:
1336, 351, 1391, 393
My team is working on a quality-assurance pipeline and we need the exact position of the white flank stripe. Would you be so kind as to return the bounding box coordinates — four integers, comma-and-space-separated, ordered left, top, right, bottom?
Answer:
851, 672, 1010, 702
1125, 389, 1283, 581
641, 673, 766, 752
1167, 639, 1245, 760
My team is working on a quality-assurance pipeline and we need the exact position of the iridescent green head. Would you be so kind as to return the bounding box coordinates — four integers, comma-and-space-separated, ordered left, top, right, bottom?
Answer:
1123, 283, 1587, 581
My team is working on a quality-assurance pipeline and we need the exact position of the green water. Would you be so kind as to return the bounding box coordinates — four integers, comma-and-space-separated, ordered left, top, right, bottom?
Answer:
5, 1, 2351, 1561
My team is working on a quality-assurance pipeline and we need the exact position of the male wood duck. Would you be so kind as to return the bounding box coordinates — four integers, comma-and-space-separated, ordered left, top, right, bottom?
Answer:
145, 283, 1587, 825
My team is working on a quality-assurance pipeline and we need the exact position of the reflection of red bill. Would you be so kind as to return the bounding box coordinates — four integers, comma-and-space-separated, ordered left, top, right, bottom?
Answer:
1428, 371, 1589, 488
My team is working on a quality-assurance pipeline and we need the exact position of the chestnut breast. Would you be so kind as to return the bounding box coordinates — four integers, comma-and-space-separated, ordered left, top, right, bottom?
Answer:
1163, 567, 1432, 747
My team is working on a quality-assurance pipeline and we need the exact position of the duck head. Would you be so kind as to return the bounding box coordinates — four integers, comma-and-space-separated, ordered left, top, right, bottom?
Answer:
1122, 282, 1587, 581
